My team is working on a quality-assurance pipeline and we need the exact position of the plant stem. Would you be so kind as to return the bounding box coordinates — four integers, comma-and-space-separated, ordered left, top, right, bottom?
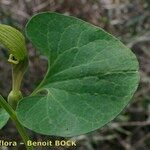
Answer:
7, 57, 28, 109
0, 95, 33, 150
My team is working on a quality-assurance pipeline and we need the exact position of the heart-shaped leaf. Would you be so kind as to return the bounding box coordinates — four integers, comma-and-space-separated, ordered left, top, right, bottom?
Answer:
16, 12, 139, 137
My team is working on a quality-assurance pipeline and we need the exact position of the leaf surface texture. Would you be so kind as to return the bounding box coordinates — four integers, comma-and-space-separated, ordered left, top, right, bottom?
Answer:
16, 12, 139, 137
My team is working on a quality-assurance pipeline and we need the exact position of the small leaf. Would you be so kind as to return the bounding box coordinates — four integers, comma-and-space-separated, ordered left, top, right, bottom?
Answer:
17, 12, 139, 137
0, 102, 9, 129
0, 95, 9, 129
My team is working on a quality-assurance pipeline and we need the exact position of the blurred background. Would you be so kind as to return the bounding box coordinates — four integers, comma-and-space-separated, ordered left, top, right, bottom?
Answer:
0, 0, 150, 150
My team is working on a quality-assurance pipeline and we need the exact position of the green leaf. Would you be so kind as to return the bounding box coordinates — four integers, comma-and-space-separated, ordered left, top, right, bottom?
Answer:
0, 107, 9, 129
16, 12, 139, 137
0, 96, 9, 129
